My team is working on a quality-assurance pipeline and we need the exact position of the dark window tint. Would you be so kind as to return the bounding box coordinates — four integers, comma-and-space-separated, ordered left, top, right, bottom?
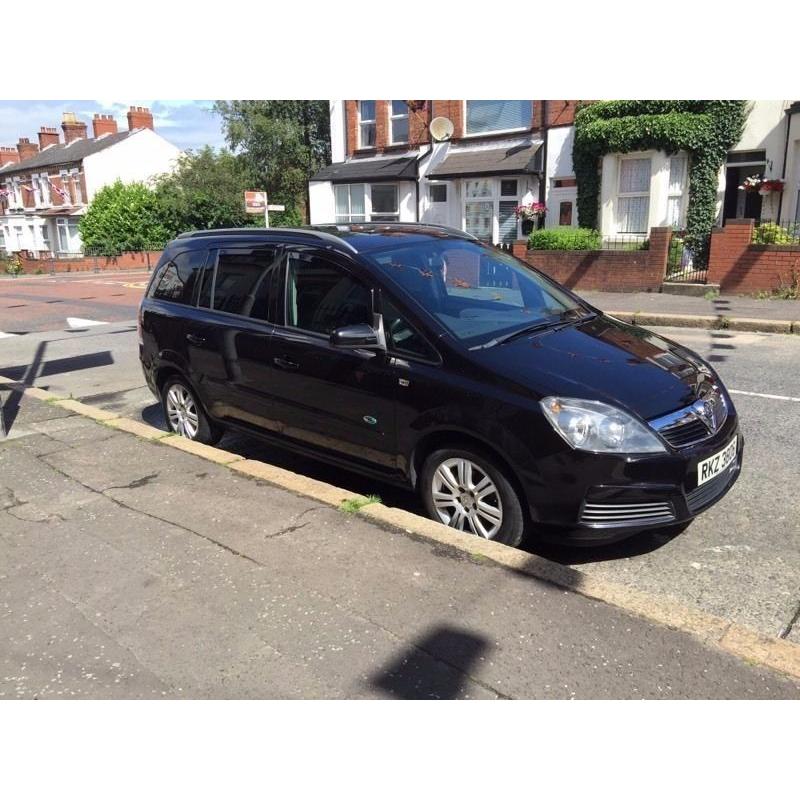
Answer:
430, 184, 447, 203
209, 247, 278, 318
286, 252, 371, 335
382, 295, 436, 361
150, 249, 206, 304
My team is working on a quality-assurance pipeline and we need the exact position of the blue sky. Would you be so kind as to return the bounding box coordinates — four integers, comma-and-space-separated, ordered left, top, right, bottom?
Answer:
0, 100, 228, 152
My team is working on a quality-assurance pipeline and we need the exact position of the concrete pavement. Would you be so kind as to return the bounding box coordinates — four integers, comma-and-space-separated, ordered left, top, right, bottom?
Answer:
2, 390, 798, 698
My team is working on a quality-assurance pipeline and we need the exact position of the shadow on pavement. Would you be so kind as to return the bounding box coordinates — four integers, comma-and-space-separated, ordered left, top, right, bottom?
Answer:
527, 522, 690, 565
137, 401, 682, 566
369, 625, 490, 699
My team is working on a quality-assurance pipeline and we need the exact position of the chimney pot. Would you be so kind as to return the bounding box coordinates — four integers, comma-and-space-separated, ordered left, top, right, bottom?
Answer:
92, 113, 119, 138
61, 112, 88, 144
127, 105, 154, 131
17, 137, 39, 160
38, 126, 60, 149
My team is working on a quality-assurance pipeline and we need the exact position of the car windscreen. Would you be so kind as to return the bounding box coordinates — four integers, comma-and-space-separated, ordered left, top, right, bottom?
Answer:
365, 239, 585, 347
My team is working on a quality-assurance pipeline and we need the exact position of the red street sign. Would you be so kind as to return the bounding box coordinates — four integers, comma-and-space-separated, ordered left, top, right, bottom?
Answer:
244, 191, 267, 214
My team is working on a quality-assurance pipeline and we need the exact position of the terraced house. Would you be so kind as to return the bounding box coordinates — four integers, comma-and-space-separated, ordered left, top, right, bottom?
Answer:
309, 100, 583, 243
0, 107, 179, 257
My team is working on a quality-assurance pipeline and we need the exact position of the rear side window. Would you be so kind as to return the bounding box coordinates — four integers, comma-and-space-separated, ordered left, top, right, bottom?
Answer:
201, 247, 279, 319
150, 249, 206, 304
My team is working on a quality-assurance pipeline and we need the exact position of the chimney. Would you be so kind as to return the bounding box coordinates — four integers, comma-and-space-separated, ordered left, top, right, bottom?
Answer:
0, 146, 20, 167
17, 137, 39, 160
92, 113, 118, 138
127, 106, 154, 131
61, 112, 88, 144
38, 126, 60, 149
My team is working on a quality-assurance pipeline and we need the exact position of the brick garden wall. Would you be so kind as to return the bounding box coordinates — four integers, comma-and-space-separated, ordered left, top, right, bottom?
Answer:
707, 218, 800, 293
16, 250, 162, 275
512, 227, 672, 292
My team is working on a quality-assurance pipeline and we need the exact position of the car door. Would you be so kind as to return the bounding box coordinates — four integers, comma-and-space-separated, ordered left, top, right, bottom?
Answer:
183, 243, 282, 430
267, 245, 398, 471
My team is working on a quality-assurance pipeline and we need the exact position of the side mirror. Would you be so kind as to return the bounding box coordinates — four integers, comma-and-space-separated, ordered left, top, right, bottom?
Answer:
330, 323, 384, 350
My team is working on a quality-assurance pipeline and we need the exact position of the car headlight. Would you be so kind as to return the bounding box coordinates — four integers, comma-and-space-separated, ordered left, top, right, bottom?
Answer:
540, 396, 665, 454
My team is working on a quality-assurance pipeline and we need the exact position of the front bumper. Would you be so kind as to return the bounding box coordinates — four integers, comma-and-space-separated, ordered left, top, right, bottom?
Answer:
526, 415, 743, 545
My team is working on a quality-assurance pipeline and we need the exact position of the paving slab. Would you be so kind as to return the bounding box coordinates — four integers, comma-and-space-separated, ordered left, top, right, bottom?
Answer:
1, 404, 798, 698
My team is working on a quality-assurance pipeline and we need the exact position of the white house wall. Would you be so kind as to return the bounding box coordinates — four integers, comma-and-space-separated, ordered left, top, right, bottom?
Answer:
329, 101, 346, 164
82, 129, 181, 201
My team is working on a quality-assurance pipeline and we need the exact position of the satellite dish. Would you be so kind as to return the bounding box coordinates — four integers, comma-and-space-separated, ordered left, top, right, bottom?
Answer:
429, 116, 454, 142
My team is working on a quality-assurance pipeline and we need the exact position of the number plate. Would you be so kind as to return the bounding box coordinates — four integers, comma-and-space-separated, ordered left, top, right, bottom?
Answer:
696, 436, 738, 486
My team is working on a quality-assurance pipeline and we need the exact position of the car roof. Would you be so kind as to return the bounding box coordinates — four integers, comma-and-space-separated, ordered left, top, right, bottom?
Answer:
174, 223, 478, 256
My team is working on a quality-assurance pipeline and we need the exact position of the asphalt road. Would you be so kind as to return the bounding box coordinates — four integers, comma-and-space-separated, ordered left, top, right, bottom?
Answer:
0, 271, 150, 335
1, 295, 799, 643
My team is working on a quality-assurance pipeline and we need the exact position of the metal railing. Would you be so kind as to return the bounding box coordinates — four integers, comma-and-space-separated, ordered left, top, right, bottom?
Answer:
752, 220, 800, 246
664, 232, 707, 284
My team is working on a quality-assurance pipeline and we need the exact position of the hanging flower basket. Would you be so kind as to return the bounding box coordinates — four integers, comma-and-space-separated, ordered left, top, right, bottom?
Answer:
516, 202, 547, 235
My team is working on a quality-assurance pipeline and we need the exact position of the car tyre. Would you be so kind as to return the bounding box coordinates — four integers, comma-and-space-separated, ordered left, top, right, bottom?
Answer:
420, 447, 526, 548
161, 376, 223, 445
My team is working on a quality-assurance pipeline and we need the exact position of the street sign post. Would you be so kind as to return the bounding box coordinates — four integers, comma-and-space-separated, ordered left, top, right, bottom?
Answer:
245, 191, 285, 228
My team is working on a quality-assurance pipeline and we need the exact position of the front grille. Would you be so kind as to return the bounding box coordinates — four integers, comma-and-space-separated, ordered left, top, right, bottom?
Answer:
580, 501, 676, 527
650, 385, 729, 449
658, 417, 711, 448
686, 463, 737, 514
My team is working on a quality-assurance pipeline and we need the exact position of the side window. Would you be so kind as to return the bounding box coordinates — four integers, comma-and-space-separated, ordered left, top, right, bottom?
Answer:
286, 252, 371, 335
382, 295, 437, 361
150, 249, 206, 304
201, 247, 279, 319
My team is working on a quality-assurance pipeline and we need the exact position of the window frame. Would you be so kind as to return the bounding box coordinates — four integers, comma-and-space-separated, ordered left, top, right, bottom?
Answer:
461, 176, 523, 244
463, 100, 533, 138
666, 154, 688, 229
389, 101, 409, 145
335, 183, 367, 223
280, 246, 376, 340
335, 183, 400, 223
358, 101, 377, 149
615, 155, 652, 235
197, 245, 283, 322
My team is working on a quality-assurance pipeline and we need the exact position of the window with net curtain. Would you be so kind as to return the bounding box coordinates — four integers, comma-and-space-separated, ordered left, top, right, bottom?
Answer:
335, 184, 365, 223
465, 101, 532, 135
616, 158, 651, 234
666, 155, 688, 228
464, 179, 493, 240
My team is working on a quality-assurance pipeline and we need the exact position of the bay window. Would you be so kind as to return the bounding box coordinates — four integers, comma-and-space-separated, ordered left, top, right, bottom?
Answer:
57, 218, 80, 253
465, 101, 532, 136
464, 177, 522, 243
616, 157, 651, 234
70, 170, 83, 204
335, 183, 399, 223
389, 101, 409, 144
358, 101, 376, 148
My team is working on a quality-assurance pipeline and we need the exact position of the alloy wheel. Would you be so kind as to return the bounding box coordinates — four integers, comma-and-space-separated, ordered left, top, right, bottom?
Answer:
166, 384, 199, 439
431, 457, 503, 538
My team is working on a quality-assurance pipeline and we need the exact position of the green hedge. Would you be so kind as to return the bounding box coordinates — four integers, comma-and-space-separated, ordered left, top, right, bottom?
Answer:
528, 227, 602, 250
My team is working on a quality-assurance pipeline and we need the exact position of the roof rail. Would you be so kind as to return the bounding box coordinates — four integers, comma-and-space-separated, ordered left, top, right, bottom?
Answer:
311, 221, 479, 242
175, 227, 358, 253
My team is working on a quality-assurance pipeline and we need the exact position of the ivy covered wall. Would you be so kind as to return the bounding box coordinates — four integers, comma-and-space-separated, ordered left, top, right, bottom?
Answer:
573, 101, 748, 266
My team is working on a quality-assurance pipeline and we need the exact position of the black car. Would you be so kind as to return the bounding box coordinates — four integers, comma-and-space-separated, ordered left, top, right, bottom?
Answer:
138, 223, 742, 547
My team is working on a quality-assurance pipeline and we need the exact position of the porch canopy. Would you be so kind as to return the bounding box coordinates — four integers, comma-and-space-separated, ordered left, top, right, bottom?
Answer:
310, 155, 418, 183
428, 140, 543, 180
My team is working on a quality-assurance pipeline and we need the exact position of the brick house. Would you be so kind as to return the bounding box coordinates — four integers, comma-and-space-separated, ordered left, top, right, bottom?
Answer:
0, 107, 180, 257
309, 100, 583, 243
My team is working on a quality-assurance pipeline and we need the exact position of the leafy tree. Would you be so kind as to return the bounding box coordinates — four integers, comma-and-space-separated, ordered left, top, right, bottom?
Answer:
212, 101, 331, 224
78, 180, 169, 254
154, 146, 254, 233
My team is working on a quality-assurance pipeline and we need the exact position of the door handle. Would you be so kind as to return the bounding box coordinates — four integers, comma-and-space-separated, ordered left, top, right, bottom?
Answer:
186, 333, 206, 346
273, 356, 300, 371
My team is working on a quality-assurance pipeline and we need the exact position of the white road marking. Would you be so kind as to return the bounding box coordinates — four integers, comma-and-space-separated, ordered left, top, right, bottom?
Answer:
729, 389, 800, 403
66, 317, 108, 329
0, 331, 18, 338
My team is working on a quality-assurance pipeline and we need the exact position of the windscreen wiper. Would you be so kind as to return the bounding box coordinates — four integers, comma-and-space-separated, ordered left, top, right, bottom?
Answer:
469, 308, 596, 350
